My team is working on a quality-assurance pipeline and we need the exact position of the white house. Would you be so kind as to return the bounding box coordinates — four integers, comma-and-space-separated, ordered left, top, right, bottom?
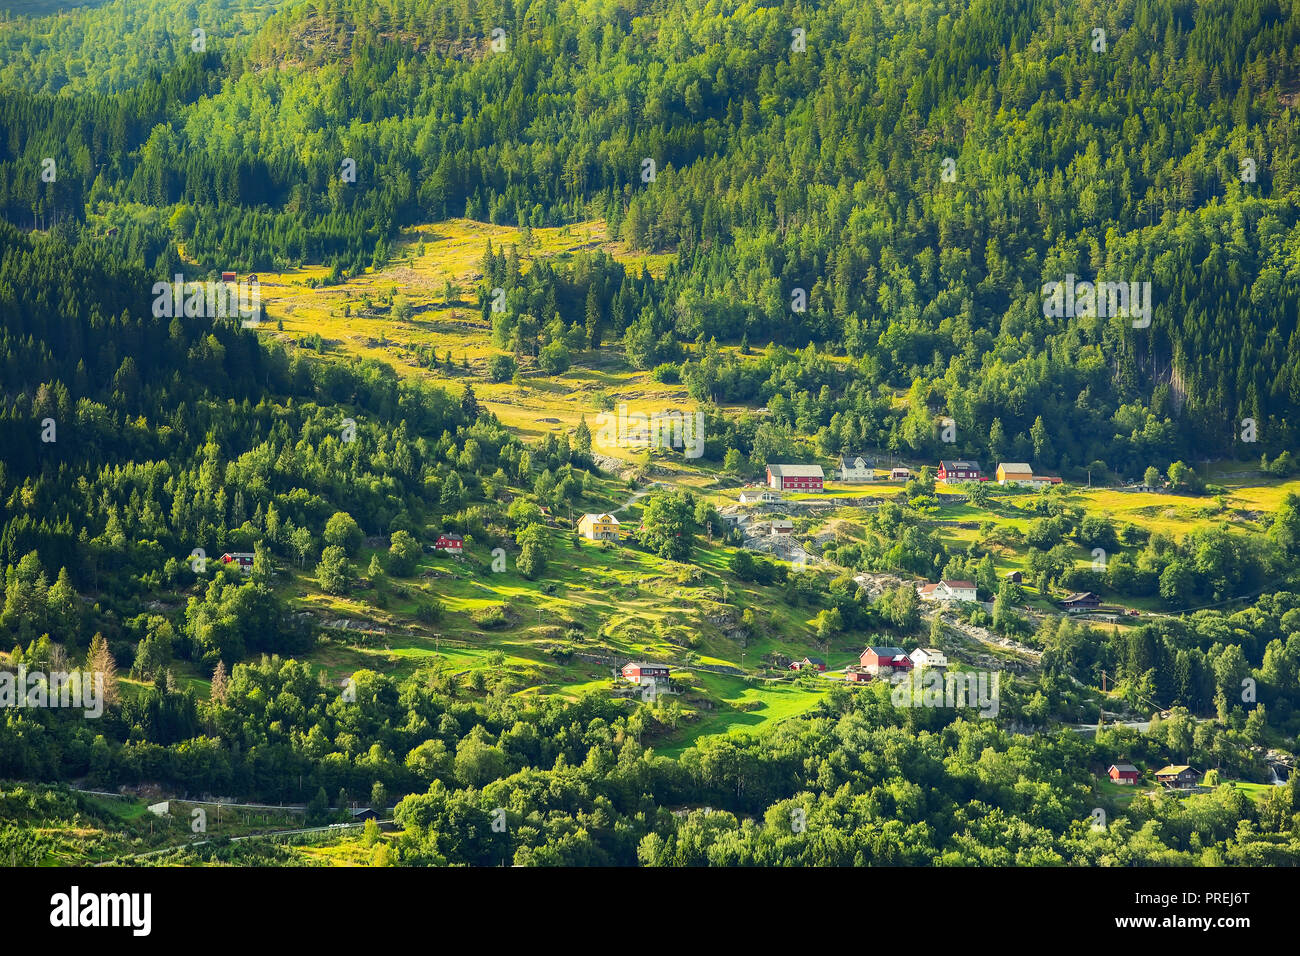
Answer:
770, 519, 794, 535
909, 648, 948, 669
917, 579, 978, 602
739, 489, 783, 504
838, 453, 876, 482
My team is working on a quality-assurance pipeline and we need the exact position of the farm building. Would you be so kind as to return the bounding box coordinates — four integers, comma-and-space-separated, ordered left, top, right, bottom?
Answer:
739, 489, 782, 504
1108, 764, 1141, 785
789, 656, 827, 672
996, 462, 1063, 487
890, 467, 911, 480
766, 464, 825, 492
844, 665, 873, 684
860, 646, 913, 677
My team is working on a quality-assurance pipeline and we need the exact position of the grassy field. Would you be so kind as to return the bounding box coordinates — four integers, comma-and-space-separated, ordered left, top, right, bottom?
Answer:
255, 217, 680, 457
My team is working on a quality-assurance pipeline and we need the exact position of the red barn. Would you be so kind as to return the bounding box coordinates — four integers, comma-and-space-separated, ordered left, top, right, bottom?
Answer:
860, 646, 913, 676
434, 533, 463, 555
221, 271, 238, 283
766, 464, 825, 492
1108, 764, 1140, 785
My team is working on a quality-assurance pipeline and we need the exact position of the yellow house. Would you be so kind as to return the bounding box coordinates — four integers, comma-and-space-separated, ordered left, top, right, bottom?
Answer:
996, 462, 1035, 485
578, 513, 620, 540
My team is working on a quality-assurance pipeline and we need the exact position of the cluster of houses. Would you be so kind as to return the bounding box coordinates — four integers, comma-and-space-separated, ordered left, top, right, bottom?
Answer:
915, 578, 1121, 615
756, 459, 1060, 492
1108, 763, 1202, 790
937, 460, 1063, 487
844, 645, 947, 683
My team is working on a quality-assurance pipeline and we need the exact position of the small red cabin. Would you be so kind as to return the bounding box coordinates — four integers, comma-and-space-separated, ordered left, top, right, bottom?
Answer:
434, 533, 463, 555
1108, 764, 1140, 785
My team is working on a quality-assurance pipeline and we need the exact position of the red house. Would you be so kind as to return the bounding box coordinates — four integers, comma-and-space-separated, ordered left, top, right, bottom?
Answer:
766, 464, 825, 492
860, 645, 913, 676
937, 460, 983, 483
221, 271, 238, 283
434, 533, 463, 555
219, 552, 254, 573
622, 662, 670, 685
1108, 763, 1140, 785
788, 656, 827, 672
844, 665, 873, 684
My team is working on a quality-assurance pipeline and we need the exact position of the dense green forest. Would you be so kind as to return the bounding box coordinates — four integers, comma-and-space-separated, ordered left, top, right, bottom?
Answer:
2, 0, 1299, 463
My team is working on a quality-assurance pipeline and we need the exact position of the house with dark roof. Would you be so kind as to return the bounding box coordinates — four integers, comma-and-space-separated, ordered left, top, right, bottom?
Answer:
1154, 765, 1200, 789
1060, 591, 1101, 610
838, 453, 876, 482
937, 460, 983, 483
621, 662, 670, 686
1108, 764, 1141, 785
860, 646, 913, 677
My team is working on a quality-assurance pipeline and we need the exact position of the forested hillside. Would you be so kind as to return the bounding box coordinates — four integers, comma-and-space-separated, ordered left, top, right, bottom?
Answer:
3, 0, 1300, 871
4, 0, 1300, 463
